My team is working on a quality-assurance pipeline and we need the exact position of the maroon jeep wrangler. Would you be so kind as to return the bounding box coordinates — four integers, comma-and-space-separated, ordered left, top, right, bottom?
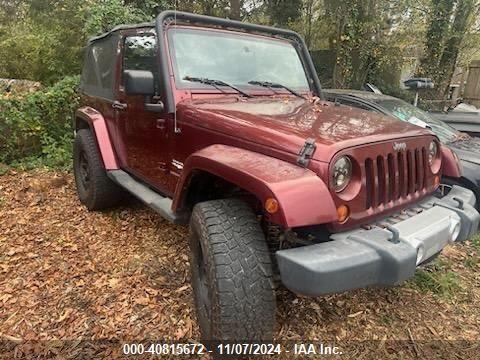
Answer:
74, 11, 479, 341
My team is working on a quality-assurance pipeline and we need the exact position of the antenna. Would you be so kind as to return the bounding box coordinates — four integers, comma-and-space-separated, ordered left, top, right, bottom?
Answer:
173, 0, 181, 134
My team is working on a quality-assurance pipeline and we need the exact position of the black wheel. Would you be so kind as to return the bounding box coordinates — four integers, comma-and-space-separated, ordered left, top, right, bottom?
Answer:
188, 199, 276, 341
73, 129, 122, 210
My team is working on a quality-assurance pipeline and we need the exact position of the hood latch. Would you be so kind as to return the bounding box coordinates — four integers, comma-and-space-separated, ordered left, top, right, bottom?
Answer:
297, 138, 316, 167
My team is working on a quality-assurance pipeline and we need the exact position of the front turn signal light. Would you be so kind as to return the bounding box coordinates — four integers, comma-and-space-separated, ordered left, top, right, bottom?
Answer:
265, 198, 279, 214
337, 205, 350, 223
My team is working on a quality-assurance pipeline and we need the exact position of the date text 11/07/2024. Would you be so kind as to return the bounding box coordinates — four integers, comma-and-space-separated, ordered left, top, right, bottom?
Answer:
122, 342, 343, 356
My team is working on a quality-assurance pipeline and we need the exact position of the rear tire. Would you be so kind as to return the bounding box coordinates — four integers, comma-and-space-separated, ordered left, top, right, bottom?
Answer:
188, 199, 276, 341
73, 129, 122, 210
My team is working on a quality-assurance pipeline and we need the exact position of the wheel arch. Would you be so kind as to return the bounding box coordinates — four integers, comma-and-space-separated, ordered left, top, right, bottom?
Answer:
441, 146, 462, 178
75, 107, 119, 170
180, 169, 256, 208
173, 145, 337, 228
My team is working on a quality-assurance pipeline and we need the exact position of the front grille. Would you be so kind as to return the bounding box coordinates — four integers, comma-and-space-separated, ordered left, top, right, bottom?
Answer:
365, 147, 427, 209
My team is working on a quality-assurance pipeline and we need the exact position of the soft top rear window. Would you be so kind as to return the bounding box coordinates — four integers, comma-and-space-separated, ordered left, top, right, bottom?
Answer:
80, 34, 119, 99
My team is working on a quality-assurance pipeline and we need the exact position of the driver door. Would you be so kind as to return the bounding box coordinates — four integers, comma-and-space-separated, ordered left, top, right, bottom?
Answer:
115, 31, 172, 194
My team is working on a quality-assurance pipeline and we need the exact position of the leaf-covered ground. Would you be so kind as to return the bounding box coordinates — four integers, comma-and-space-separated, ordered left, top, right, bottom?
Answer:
0, 170, 479, 359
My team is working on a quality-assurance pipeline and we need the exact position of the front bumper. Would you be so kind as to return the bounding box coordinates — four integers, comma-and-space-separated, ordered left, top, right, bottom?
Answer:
276, 186, 479, 296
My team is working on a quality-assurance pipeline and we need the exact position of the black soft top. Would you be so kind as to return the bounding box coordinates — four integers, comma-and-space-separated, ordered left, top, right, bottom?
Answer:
88, 22, 154, 43
84, 10, 323, 113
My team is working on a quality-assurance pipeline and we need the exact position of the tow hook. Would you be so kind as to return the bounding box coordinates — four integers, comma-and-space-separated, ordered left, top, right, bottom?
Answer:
385, 225, 400, 244
453, 197, 464, 210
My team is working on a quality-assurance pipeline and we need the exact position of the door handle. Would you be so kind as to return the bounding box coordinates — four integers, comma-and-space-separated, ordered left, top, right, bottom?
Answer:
112, 101, 127, 110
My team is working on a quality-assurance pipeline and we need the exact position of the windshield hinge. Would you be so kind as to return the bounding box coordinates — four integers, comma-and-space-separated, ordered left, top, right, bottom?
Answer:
297, 138, 316, 167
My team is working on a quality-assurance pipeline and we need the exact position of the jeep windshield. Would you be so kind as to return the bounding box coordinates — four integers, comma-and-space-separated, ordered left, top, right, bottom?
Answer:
168, 27, 310, 94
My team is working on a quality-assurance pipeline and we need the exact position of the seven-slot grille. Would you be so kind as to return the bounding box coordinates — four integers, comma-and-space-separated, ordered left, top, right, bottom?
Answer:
365, 146, 428, 209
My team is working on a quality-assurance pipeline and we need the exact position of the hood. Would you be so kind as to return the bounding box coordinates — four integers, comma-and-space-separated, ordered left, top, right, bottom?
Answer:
178, 96, 433, 162
449, 137, 480, 165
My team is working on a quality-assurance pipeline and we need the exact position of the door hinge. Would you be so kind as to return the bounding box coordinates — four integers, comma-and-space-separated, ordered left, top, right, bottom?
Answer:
297, 138, 316, 167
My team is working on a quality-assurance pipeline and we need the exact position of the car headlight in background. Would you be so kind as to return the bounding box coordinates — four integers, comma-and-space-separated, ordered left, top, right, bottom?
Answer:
428, 141, 438, 166
332, 156, 352, 192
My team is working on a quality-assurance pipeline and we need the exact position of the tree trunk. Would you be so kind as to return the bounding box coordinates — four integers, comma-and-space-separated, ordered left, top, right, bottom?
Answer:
417, 0, 455, 78
304, 0, 314, 49
436, 0, 475, 96
229, 0, 241, 20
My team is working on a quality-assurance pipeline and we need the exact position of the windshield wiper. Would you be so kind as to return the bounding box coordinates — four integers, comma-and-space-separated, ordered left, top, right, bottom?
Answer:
183, 76, 252, 98
248, 80, 306, 99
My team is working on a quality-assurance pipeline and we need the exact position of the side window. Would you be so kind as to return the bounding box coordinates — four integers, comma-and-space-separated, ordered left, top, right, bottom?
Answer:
80, 34, 119, 99
81, 50, 98, 87
92, 39, 116, 93
122, 34, 157, 85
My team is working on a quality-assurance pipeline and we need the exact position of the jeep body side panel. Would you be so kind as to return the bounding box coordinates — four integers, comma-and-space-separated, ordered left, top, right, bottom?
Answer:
75, 107, 119, 170
173, 145, 338, 228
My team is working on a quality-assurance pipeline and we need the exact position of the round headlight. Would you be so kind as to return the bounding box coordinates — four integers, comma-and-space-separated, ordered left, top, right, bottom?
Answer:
429, 141, 438, 165
332, 156, 352, 192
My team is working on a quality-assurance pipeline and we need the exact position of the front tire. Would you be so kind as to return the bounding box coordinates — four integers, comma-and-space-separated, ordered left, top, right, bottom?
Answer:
73, 129, 122, 210
188, 199, 276, 341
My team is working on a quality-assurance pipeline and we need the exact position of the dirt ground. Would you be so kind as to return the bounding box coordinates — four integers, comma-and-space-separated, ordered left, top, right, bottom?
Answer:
0, 170, 479, 359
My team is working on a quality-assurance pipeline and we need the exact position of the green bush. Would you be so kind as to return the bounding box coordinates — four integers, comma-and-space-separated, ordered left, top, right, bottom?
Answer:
0, 75, 80, 169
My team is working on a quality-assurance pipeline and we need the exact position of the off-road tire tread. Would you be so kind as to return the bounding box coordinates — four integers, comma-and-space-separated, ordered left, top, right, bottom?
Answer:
73, 129, 122, 210
189, 199, 276, 341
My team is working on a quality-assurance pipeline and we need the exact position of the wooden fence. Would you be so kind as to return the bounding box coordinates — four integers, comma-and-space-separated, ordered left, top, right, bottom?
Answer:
464, 60, 480, 107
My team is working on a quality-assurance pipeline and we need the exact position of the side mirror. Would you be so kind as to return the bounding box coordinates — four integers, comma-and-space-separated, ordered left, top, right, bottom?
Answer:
124, 70, 155, 95
404, 78, 434, 90
124, 70, 164, 113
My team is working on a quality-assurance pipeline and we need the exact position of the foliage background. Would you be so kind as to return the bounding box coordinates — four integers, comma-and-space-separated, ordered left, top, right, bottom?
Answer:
0, 0, 479, 167
0, 76, 79, 168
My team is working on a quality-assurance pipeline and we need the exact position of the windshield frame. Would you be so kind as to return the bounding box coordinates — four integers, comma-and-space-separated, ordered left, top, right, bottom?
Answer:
166, 25, 312, 94
155, 10, 322, 113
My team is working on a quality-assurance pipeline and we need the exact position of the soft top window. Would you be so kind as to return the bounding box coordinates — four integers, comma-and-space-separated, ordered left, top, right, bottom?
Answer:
121, 34, 158, 89
80, 34, 119, 99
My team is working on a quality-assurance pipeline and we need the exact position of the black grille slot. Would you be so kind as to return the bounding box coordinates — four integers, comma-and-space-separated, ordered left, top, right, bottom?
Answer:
387, 154, 396, 201
398, 152, 406, 198
415, 149, 422, 191
365, 158, 374, 209
377, 156, 386, 205
407, 150, 413, 194
422, 147, 428, 188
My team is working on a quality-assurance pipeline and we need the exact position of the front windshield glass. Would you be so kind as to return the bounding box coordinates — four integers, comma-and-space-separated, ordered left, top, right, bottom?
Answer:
168, 27, 310, 91
375, 98, 460, 143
